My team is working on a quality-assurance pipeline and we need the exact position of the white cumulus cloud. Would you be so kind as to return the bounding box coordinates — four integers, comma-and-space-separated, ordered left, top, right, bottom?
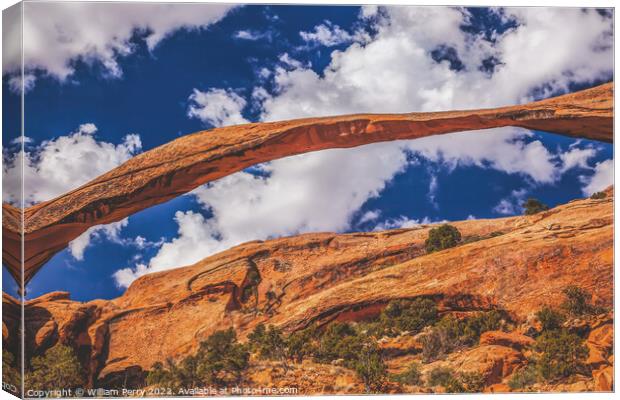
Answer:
69, 219, 129, 261
493, 188, 528, 215
3, 123, 142, 205
300, 21, 368, 47
581, 159, 613, 196
187, 88, 249, 127
373, 216, 432, 231
4, 2, 234, 88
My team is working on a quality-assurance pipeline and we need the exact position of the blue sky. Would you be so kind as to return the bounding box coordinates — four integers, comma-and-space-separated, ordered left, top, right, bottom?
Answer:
2, 4, 614, 301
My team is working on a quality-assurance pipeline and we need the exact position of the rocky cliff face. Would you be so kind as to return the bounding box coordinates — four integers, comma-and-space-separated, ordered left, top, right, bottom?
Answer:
4, 187, 613, 392
2, 82, 613, 285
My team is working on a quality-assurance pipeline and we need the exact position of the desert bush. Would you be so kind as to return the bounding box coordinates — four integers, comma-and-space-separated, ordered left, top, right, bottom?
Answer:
379, 298, 438, 336
536, 306, 565, 332
425, 224, 461, 253
26, 345, 85, 392
444, 378, 466, 393
286, 328, 316, 363
148, 328, 249, 388
534, 330, 588, 380
147, 360, 178, 389
2, 350, 20, 390
390, 362, 423, 386
420, 312, 503, 362
356, 320, 385, 338
420, 316, 463, 361
197, 328, 249, 385
427, 366, 455, 387
561, 285, 599, 317
419, 328, 448, 362
522, 198, 549, 215
508, 365, 538, 390
147, 355, 204, 390
460, 310, 504, 345
426, 366, 463, 392
248, 324, 287, 362
459, 371, 485, 393
426, 367, 482, 393
249, 324, 318, 365
309, 322, 388, 391
590, 191, 607, 199
248, 323, 267, 350
352, 344, 386, 393
315, 322, 361, 363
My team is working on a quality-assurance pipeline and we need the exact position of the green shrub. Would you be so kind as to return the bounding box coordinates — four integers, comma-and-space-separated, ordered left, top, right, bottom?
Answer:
534, 330, 588, 380
420, 312, 503, 362
508, 365, 538, 390
356, 321, 385, 338
420, 316, 467, 362
426, 367, 482, 393
147, 359, 180, 390
427, 366, 454, 387
536, 306, 565, 332
391, 362, 423, 386
427, 366, 461, 389
590, 191, 607, 199
419, 328, 449, 362
2, 350, 20, 390
460, 310, 504, 344
26, 345, 85, 391
522, 198, 549, 215
459, 371, 485, 393
352, 344, 386, 393
307, 322, 388, 391
444, 377, 466, 393
316, 322, 360, 363
148, 328, 250, 388
561, 285, 596, 317
425, 224, 461, 253
248, 324, 287, 361
197, 328, 249, 385
286, 328, 316, 363
248, 323, 267, 350
380, 298, 438, 336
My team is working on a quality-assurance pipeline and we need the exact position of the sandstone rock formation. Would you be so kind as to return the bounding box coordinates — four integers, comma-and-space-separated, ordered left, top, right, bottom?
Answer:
422, 345, 526, 385
479, 331, 535, 351
2, 82, 613, 285
4, 187, 612, 391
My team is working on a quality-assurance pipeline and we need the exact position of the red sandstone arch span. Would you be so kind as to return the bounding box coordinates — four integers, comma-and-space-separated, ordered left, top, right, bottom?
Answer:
2, 82, 613, 284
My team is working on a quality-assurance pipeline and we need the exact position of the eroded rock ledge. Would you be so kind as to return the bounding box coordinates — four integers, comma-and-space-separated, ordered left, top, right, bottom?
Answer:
4, 188, 613, 387
2, 82, 613, 284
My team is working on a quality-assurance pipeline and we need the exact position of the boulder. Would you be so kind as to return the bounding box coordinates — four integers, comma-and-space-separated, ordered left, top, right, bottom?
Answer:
379, 334, 422, 357
593, 365, 613, 392
479, 331, 535, 351
423, 345, 525, 385
586, 323, 613, 369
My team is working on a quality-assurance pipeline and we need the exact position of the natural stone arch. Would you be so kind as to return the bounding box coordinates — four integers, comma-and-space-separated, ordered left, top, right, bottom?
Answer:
2, 82, 613, 284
